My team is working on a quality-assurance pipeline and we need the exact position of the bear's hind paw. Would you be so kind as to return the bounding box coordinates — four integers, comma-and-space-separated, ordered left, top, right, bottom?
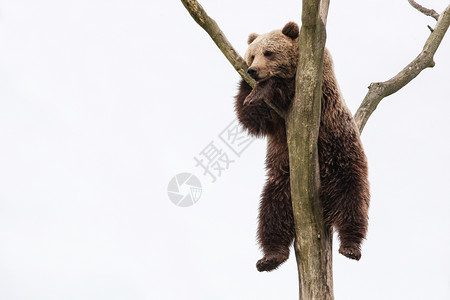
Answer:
339, 244, 361, 261
256, 254, 287, 272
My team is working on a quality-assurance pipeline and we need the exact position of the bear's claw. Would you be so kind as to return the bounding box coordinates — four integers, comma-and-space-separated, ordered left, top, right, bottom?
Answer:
339, 244, 361, 261
256, 254, 287, 272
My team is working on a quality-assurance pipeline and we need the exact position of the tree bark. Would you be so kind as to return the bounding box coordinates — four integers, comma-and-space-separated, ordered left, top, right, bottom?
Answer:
286, 0, 333, 299
407, 0, 440, 21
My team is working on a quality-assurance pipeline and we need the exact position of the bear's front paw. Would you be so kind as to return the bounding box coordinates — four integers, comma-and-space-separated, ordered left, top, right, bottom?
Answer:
243, 94, 258, 106
339, 244, 361, 261
256, 254, 288, 272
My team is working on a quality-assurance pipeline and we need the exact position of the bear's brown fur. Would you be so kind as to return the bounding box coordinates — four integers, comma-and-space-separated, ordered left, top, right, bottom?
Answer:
235, 22, 370, 272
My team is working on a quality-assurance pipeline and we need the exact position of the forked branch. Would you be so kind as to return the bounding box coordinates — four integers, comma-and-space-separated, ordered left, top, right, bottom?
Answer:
181, 0, 449, 299
354, 4, 450, 133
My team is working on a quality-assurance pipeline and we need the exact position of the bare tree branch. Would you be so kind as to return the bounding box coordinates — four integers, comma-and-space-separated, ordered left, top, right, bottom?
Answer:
408, 0, 440, 20
180, 0, 288, 118
354, 4, 450, 133
180, 0, 255, 88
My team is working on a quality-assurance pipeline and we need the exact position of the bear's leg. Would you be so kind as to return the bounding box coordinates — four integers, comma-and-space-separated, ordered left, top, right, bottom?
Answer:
319, 128, 370, 261
323, 176, 369, 261
256, 172, 294, 272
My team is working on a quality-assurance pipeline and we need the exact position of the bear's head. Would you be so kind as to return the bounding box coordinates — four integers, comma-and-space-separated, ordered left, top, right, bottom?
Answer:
245, 22, 299, 82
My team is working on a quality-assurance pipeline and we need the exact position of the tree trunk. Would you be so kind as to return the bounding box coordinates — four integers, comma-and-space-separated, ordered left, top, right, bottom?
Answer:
286, 0, 333, 299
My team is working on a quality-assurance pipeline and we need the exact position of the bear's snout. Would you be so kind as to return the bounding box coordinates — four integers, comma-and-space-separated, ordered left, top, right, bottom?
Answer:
247, 67, 258, 80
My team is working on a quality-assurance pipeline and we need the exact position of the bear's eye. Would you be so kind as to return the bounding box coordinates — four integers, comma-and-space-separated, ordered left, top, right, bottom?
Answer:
264, 51, 274, 58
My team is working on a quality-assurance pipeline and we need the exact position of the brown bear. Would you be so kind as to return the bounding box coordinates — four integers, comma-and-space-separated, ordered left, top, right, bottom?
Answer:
235, 22, 370, 272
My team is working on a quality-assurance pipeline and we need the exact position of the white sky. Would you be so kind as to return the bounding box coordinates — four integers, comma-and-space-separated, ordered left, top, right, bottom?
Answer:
0, 0, 449, 299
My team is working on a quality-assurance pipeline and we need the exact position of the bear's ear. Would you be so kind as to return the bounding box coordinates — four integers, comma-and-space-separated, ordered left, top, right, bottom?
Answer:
247, 33, 259, 45
282, 22, 299, 40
